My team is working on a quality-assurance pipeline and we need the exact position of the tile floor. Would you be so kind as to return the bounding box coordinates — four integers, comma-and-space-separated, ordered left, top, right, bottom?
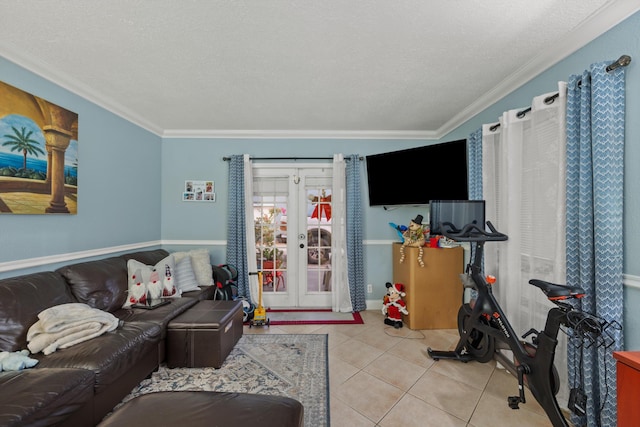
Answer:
244, 309, 560, 427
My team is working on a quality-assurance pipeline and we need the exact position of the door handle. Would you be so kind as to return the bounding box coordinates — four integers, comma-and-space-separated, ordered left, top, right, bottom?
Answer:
299, 243, 305, 249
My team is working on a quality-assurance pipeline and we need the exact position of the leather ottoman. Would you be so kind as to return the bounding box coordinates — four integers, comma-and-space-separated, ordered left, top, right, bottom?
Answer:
166, 299, 243, 368
98, 391, 303, 427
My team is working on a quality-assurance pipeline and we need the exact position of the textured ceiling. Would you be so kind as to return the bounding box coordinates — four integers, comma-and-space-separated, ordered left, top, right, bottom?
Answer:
0, 1, 638, 139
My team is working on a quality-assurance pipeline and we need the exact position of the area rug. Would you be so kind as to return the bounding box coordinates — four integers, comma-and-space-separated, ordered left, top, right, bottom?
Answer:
267, 308, 364, 325
113, 334, 329, 427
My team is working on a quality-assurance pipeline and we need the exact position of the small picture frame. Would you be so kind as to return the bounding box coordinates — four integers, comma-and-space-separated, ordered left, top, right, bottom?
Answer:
182, 180, 215, 202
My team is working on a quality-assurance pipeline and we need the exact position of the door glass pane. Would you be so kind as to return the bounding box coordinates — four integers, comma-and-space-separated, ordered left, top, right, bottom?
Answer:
306, 187, 332, 293
253, 177, 288, 294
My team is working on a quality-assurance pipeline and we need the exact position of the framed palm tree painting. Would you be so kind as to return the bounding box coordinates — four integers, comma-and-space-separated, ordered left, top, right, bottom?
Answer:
0, 80, 78, 214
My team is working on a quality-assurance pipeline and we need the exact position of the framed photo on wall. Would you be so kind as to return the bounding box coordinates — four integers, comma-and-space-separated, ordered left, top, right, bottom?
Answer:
182, 180, 215, 202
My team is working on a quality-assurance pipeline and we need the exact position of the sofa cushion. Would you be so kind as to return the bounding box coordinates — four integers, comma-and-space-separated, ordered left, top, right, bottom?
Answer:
124, 255, 178, 308
33, 321, 162, 395
56, 256, 128, 313
0, 272, 76, 352
0, 368, 95, 427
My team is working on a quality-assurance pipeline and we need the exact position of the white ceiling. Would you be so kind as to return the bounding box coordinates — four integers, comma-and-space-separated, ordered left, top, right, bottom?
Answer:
0, 1, 638, 139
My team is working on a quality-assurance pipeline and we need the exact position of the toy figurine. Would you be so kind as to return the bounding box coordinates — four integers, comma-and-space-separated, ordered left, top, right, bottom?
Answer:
399, 214, 427, 267
389, 222, 408, 242
382, 282, 409, 328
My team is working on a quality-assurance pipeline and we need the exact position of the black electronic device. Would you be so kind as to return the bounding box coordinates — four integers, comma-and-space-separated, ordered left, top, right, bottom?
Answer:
365, 139, 468, 207
132, 299, 170, 310
429, 199, 486, 235
568, 387, 587, 416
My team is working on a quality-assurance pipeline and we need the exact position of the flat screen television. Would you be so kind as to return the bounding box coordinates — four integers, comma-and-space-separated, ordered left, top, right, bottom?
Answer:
429, 200, 486, 235
366, 139, 468, 207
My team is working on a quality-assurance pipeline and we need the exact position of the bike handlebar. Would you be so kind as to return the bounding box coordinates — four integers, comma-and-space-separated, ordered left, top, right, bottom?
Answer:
439, 221, 508, 242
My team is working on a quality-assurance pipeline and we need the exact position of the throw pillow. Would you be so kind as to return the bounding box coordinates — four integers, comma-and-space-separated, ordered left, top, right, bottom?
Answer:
188, 249, 214, 286
172, 251, 189, 264
124, 255, 178, 307
172, 248, 213, 287
174, 256, 201, 293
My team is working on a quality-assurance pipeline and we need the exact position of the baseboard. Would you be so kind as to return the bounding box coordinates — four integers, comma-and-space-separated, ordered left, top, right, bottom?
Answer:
366, 299, 383, 311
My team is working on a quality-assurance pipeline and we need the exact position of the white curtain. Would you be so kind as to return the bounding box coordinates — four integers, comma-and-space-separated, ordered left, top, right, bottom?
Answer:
483, 82, 570, 403
242, 154, 260, 305
331, 154, 353, 312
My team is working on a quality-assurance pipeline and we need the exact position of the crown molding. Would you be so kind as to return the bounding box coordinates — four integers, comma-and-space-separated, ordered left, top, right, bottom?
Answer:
161, 129, 440, 140
435, 1, 640, 138
0, 49, 164, 136
2, 1, 638, 141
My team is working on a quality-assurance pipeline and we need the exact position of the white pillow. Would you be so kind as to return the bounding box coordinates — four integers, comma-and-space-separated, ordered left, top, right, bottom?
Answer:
124, 255, 178, 308
189, 249, 214, 286
172, 251, 189, 264
172, 248, 213, 287
174, 256, 201, 293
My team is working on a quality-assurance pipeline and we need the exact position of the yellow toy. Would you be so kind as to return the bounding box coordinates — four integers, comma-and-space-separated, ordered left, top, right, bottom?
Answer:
249, 271, 270, 328
399, 214, 427, 267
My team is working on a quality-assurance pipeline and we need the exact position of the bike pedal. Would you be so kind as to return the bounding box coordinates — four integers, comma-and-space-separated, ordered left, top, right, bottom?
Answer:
507, 396, 521, 409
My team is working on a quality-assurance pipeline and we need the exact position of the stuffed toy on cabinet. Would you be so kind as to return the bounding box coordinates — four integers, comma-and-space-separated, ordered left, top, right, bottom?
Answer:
399, 215, 427, 267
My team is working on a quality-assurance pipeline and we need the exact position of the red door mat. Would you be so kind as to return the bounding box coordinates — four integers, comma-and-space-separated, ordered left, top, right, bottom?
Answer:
265, 309, 364, 326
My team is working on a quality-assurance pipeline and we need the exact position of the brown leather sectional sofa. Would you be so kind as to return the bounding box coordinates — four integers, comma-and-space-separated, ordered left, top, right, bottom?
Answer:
0, 249, 241, 426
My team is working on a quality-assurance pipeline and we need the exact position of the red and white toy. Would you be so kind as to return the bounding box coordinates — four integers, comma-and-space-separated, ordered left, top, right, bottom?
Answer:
382, 282, 409, 328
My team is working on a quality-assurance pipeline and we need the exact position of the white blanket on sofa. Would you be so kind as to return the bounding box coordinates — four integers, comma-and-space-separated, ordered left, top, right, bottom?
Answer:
27, 303, 120, 355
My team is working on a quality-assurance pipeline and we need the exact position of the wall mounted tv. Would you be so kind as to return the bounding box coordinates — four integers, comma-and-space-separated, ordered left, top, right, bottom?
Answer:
365, 139, 468, 207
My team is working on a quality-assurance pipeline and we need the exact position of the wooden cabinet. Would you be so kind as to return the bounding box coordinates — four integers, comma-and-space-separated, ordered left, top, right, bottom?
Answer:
392, 243, 463, 329
613, 351, 640, 427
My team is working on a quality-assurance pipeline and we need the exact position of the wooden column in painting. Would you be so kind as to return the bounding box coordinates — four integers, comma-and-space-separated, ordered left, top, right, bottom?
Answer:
43, 126, 71, 213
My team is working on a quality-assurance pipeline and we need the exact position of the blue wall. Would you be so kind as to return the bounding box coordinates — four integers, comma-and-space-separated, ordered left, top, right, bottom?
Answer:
160, 137, 430, 269
0, 57, 163, 273
2, 10, 639, 348
160, 11, 640, 348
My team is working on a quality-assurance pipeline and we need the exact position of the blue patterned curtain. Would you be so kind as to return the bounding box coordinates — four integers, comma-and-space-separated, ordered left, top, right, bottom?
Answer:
226, 154, 251, 299
566, 62, 625, 427
467, 128, 484, 273
467, 128, 483, 200
346, 154, 366, 311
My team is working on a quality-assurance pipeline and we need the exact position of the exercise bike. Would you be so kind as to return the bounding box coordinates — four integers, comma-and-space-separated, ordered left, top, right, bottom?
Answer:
427, 221, 596, 427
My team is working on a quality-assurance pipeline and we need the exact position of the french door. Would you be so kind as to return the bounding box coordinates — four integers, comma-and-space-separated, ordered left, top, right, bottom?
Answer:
253, 165, 334, 308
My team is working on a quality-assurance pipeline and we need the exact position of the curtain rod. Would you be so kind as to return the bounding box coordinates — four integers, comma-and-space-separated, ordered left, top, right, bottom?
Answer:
489, 55, 632, 133
606, 54, 632, 72
223, 156, 363, 161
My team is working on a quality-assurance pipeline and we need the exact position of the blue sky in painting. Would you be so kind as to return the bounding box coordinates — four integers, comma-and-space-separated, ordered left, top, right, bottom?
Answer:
0, 114, 78, 165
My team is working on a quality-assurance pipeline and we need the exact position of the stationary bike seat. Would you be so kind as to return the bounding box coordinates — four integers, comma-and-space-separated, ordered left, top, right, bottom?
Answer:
529, 279, 585, 300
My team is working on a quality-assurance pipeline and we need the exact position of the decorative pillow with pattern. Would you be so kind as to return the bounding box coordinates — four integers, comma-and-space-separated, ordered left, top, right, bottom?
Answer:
124, 255, 178, 307
172, 248, 213, 287
174, 256, 201, 293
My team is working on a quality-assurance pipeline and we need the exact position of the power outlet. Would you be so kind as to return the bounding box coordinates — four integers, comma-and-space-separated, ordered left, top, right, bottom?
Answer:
367, 284, 373, 294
